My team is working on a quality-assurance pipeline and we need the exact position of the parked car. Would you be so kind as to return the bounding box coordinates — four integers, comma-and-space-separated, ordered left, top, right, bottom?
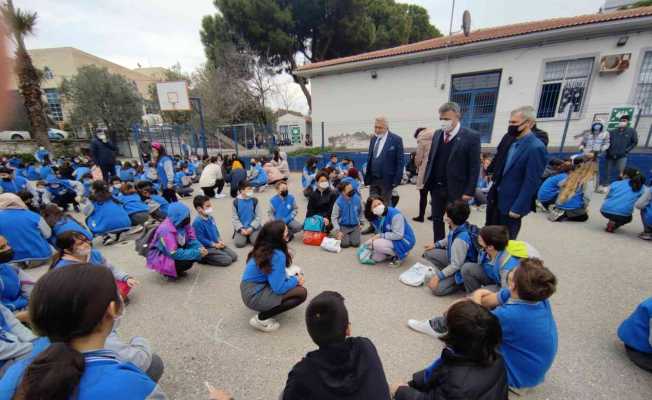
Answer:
48, 128, 70, 140
0, 130, 30, 141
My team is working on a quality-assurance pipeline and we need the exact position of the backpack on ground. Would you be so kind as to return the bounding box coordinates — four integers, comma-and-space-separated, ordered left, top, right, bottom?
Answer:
134, 222, 160, 257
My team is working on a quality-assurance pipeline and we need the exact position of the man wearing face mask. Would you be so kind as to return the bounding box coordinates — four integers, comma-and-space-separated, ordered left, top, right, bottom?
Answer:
603, 115, 638, 190
486, 106, 546, 239
364, 117, 404, 208
422, 102, 481, 242
90, 129, 118, 183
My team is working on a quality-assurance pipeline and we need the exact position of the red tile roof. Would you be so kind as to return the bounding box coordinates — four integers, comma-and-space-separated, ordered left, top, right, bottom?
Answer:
298, 6, 652, 72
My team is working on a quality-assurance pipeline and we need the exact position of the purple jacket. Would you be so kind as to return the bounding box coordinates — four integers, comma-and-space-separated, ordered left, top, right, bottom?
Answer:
146, 218, 199, 278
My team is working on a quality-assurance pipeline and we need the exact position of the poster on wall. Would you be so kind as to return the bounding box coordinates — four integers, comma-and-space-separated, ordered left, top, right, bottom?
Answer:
607, 107, 635, 130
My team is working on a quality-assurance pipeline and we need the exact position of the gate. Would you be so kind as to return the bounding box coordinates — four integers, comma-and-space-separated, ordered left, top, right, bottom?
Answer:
450, 71, 502, 143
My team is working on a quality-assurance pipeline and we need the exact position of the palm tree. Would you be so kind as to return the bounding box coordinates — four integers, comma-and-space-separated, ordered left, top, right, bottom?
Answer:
2, 0, 51, 150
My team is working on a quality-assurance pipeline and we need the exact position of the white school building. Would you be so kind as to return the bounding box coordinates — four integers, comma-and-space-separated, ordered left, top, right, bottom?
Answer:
296, 6, 652, 149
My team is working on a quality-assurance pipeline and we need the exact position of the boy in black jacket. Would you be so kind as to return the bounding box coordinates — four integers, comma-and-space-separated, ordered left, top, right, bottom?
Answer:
282, 291, 391, 400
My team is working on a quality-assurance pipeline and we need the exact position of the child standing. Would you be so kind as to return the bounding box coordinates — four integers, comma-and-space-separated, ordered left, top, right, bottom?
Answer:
268, 181, 302, 238
192, 195, 238, 267
232, 182, 262, 248
332, 182, 363, 249
600, 168, 645, 233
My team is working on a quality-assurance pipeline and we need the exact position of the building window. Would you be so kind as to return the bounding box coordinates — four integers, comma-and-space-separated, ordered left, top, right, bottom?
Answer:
449, 71, 501, 143
536, 57, 594, 118
44, 88, 64, 122
634, 51, 652, 116
43, 66, 54, 80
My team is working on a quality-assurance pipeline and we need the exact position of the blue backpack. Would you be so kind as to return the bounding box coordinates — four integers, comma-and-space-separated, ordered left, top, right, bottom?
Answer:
303, 215, 325, 232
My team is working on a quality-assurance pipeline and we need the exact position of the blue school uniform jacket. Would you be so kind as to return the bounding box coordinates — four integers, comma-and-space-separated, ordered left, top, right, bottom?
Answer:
537, 173, 567, 203
601, 179, 643, 217
0, 209, 51, 263
39, 165, 54, 180
618, 297, 652, 354
51, 216, 93, 243
25, 165, 41, 181
45, 176, 75, 199
234, 198, 257, 228
118, 193, 150, 216
0, 345, 164, 400
340, 176, 360, 194
192, 215, 221, 248
119, 168, 136, 182
445, 223, 479, 284
270, 194, 296, 224
557, 186, 585, 211
492, 298, 558, 389
372, 207, 416, 260
86, 199, 132, 235
0, 177, 28, 194
302, 167, 317, 189
151, 194, 169, 215
0, 264, 27, 311
241, 249, 297, 295
156, 155, 174, 187
335, 193, 362, 226
173, 171, 190, 188
73, 166, 91, 181
249, 165, 268, 186
480, 250, 520, 286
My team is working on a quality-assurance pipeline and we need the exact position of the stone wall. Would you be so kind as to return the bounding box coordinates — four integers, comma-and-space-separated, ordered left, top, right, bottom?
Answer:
0, 139, 91, 158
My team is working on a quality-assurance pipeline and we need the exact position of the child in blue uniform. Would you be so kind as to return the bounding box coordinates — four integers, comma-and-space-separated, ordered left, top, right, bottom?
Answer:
0, 264, 166, 399
302, 157, 318, 197
110, 176, 122, 197
0, 166, 28, 194
118, 183, 151, 226
192, 195, 238, 267
0, 193, 53, 266
618, 297, 652, 372
332, 181, 363, 248
268, 181, 302, 239
548, 159, 594, 222
43, 175, 84, 212
42, 204, 93, 244
601, 168, 645, 233
635, 184, 652, 240
247, 158, 268, 190
135, 181, 169, 220
119, 161, 136, 182
240, 221, 307, 332
232, 182, 262, 248
364, 196, 416, 268
0, 236, 33, 314
537, 161, 571, 210
174, 163, 194, 197
81, 181, 132, 245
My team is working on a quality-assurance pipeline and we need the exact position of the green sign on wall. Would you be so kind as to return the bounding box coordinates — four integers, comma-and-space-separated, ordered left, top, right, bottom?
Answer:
607, 107, 635, 130
291, 126, 301, 144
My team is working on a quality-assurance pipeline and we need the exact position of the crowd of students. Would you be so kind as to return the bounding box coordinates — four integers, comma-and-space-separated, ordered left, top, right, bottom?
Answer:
0, 141, 648, 400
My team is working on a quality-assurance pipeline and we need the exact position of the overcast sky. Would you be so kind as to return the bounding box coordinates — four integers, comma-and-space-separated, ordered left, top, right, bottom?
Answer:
19, 0, 607, 112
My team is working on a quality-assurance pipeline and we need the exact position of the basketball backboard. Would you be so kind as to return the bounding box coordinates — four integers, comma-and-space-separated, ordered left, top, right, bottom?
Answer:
156, 81, 191, 111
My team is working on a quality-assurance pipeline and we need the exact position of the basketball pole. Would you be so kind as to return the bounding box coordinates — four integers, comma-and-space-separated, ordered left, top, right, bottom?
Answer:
190, 96, 208, 157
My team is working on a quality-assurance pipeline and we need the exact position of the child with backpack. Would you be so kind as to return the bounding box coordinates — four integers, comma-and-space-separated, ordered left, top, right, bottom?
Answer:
192, 195, 238, 267
601, 168, 645, 233
268, 181, 302, 239
282, 291, 391, 399
232, 181, 262, 248
422, 200, 479, 296
332, 181, 363, 249
635, 184, 652, 240
80, 181, 132, 246
117, 182, 151, 226
393, 300, 508, 400
618, 297, 652, 372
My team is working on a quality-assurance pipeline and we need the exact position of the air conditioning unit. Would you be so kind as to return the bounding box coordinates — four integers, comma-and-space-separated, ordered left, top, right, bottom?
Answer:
599, 53, 631, 74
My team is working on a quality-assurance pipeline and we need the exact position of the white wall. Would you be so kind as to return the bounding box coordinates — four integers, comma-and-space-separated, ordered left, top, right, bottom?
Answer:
310, 30, 652, 149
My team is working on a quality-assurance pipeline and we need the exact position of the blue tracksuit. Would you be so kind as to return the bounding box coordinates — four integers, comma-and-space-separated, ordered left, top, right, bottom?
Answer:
25, 166, 41, 181
340, 176, 360, 195
45, 176, 76, 200
73, 166, 91, 181
249, 165, 267, 187
537, 173, 567, 203
86, 199, 132, 235
51, 216, 93, 244
192, 215, 221, 247
151, 194, 169, 215
618, 297, 652, 354
302, 167, 317, 190
270, 194, 297, 224
372, 207, 416, 260
601, 179, 643, 217
156, 155, 174, 187
234, 198, 256, 228
39, 165, 54, 180
492, 297, 558, 388
117, 193, 149, 216
0, 209, 51, 263
119, 168, 136, 182
0, 177, 28, 194
480, 250, 520, 286
557, 186, 585, 211
335, 193, 362, 227
0, 263, 27, 311
241, 249, 297, 295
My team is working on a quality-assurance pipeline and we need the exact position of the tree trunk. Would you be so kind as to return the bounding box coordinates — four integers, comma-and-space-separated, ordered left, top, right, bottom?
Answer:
15, 48, 51, 151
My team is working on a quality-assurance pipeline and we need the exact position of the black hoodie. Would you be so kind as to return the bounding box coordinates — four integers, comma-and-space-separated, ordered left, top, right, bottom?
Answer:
282, 337, 391, 400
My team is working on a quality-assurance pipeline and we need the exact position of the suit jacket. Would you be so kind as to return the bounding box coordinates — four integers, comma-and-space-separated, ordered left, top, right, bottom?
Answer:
422, 127, 481, 200
365, 132, 404, 187
490, 133, 547, 216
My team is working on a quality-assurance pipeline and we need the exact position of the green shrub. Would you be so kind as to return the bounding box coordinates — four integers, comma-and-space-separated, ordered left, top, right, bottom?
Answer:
286, 146, 348, 157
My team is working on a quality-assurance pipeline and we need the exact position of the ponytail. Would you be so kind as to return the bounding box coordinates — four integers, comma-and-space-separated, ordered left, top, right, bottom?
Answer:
14, 343, 84, 400
624, 168, 645, 192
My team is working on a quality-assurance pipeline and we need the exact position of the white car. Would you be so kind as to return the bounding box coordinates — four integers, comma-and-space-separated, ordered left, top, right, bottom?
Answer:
0, 130, 30, 141
48, 128, 70, 140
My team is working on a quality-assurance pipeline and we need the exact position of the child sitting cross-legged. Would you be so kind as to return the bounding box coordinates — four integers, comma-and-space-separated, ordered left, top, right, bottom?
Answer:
192, 195, 238, 267
332, 181, 363, 248
232, 181, 262, 248
268, 181, 302, 240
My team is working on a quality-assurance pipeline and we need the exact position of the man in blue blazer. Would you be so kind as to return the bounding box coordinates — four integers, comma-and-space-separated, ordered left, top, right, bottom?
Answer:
486, 106, 546, 239
364, 116, 404, 207
422, 102, 481, 241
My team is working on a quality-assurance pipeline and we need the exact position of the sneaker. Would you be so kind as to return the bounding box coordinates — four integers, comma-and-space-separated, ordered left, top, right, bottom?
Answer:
638, 232, 652, 241
214, 193, 227, 199
412, 216, 424, 223
407, 319, 441, 338
127, 225, 144, 235
389, 257, 403, 268
547, 207, 564, 222
535, 200, 548, 213
249, 315, 280, 332
102, 235, 117, 246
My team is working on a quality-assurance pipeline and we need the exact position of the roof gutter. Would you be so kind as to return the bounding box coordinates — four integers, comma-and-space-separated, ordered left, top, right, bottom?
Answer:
295, 15, 652, 79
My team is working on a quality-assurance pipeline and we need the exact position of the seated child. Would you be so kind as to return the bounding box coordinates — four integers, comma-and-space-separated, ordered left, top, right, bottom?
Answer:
174, 163, 194, 197
0, 236, 33, 313
81, 181, 132, 245
332, 182, 363, 248
110, 176, 122, 197
240, 221, 307, 332
51, 231, 139, 299
192, 195, 238, 267
618, 297, 652, 372
601, 168, 645, 233
247, 158, 268, 190
232, 182, 262, 248
43, 175, 84, 212
0, 166, 28, 194
537, 161, 571, 210
282, 291, 391, 400
393, 300, 507, 400
422, 200, 479, 296
118, 182, 151, 226
340, 167, 362, 195
41, 204, 93, 245
364, 196, 415, 268
0, 303, 36, 374
549, 158, 594, 222
146, 202, 207, 280
268, 181, 302, 239
635, 185, 652, 240
0, 193, 53, 266
118, 161, 136, 182
135, 180, 169, 220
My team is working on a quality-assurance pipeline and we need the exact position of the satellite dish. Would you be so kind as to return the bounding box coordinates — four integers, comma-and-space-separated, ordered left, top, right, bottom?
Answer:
462, 10, 471, 37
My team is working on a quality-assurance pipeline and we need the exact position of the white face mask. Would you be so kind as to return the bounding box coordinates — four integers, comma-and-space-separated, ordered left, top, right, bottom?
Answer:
619, 121, 628, 128
113, 184, 121, 189
244, 190, 254, 198
440, 120, 454, 132
372, 204, 385, 216
98, 134, 107, 142
204, 207, 213, 214
318, 181, 329, 189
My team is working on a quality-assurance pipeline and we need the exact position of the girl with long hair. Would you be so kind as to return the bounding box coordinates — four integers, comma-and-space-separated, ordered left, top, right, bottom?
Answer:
548, 158, 596, 222
363, 195, 416, 267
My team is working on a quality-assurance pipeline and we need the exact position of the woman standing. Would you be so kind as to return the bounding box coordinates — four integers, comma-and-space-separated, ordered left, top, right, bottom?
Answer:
413, 127, 435, 222
151, 142, 177, 203
364, 196, 416, 267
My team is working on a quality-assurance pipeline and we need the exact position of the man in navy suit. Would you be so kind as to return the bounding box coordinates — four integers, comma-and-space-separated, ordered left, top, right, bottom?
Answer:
364, 116, 404, 207
486, 106, 546, 239
422, 102, 481, 242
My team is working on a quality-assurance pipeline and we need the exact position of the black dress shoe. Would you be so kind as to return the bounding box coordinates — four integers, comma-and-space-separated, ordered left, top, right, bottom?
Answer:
427, 215, 433, 221
412, 216, 424, 222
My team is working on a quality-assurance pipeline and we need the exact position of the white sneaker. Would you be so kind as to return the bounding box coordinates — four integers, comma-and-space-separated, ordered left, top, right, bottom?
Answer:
389, 257, 403, 268
214, 193, 226, 199
407, 319, 440, 338
249, 315, 280, 332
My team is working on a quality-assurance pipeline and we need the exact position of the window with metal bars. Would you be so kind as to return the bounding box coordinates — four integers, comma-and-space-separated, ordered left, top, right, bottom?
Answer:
633, 51, 652, 116
44, 88, 64, 122
536, 58, 594, 119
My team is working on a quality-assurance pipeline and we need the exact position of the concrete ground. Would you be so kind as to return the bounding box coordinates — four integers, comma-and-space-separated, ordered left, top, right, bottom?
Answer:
32, 173, 652, 399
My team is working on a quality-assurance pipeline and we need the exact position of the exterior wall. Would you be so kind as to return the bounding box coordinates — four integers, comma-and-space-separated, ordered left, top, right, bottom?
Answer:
310, 30, 652, 149
277, 113, 308, 143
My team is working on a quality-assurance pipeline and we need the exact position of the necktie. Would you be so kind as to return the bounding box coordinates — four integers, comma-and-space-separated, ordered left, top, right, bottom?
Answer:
373, 137, 381, 158
444, 132, 452, 144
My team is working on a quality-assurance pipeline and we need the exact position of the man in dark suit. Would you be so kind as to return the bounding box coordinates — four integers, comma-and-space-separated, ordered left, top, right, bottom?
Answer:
422, 102, 481, 242
486, 106, 547, 239
364, 116, 404, 207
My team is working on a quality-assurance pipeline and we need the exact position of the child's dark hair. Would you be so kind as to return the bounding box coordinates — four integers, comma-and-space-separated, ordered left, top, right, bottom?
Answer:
512, 258, 557, 302
364, 195, 387, 221
193, 195, 211, 210
440, 300, 502, 365
623, 167, 645, 192
247, 220, 291, 274
120, 182, 135, 195
479, 225, 510, 252
50, 231, 88, 269
306, 157, 318, 169
238, 181, 251, 192
337, 181, 352, 193
306, 291, 349, 347
135, 180, 152, 191
42, 204, 64, 228
15, 264, 120, 400
445, 200, 470, 226
110, 176, 121, 184
315, 171, 329, 183
89, 181, 111, 202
